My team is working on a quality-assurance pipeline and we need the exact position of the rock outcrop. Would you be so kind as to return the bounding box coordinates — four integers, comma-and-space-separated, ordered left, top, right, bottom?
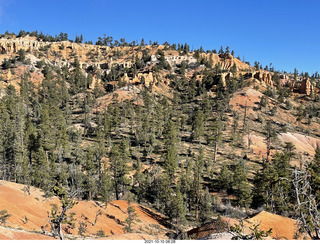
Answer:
0, 36, 110, 63
299, 78, 314, 95
200, 53, 252, 71
218, 70, 273, 87
253, 71, 273, 86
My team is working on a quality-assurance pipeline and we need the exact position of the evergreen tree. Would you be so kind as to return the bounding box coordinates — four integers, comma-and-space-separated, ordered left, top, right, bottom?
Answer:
252, 152, 292, 213
124, 196, 137, 233
191, 110, 204, 142
48, 186, 77, 240
193, 148, 205, 221
163, 146, 178, 182
199, 187, 213, 224
264, 120, 276, 161
232, 161, 252, 208
207, 119, 222, 163
178, 160, 193, 212
84, 147, 98, 200
166, 188, 186, 225
217, 164, 233, 192
32, 147, 52, 193
99, 169, 112, 204
308, 146, 320, 202
110, 140, 130, 200
252, 160, 278, 209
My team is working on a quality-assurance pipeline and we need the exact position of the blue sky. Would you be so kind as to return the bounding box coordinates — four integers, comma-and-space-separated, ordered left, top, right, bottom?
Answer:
0, 0, 319, 74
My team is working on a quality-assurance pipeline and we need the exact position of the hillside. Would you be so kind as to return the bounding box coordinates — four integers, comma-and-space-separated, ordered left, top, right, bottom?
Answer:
0, 181, 169, 240
0, 32, 320, 240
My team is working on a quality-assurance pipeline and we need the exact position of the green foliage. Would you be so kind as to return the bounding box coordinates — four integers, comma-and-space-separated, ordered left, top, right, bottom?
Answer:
0, 209, 11, 225
308, 147, 320, 202
110, 139, 130, 200
163, 146, 178, 181
191, 110, 205, 141
206, 118, 222, 162
252, 152, 292, 213
165, 188, 186, 225
232, 161, 252, 207
1, 58, 12, 69
259, 96, 268, 110
124, 197, 138, 233
96, 229, 105, 237
48, 186, 78, 240
231, 221, 272, 240
217, 164, 233, 192
2, 32, 319, 240
17, 49, 26, 62
199, 187, 213, 224
193, 148, 205, 221
78, 221, 87, 236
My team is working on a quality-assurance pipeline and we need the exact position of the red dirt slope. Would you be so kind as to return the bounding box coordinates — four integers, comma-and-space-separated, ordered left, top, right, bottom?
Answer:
0, 181, 168, 240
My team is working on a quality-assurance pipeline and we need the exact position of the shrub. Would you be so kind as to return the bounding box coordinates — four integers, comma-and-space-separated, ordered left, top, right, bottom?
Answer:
1, 59, 11, 69
0, 209, 11, 225
96, 230, 105, 237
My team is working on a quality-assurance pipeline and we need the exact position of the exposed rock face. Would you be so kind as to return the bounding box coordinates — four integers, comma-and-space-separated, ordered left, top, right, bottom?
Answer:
0, 36, 279, 95
129, 72, 156, 87
0, 37, 109, 62
253, 71, 273, 86
164, 55, 197, 66
299, 78, 314, 95
220, 72, 235, 86
280, 74, 289, 80
218, 70, 273, 87
200, 53, 252, 71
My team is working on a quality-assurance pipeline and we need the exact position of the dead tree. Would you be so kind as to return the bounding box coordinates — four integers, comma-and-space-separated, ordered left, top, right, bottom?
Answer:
292, 168, 320, 239
47, 186, 78, 240
81, 209, 102, 226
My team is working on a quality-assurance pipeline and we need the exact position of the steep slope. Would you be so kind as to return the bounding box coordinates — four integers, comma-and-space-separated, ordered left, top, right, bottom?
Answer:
245, 211, 302, 240
0, 181, 168, 240
188, 211, 306, 240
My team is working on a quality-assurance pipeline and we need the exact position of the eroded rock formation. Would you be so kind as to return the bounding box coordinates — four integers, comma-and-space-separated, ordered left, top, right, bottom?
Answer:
200, 53, 252, 71
299, 78, 314, 95
253, 71, 273, 86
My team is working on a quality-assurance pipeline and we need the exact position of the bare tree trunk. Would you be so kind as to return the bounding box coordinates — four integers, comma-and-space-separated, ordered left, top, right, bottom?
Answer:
213, 141, 217, 163
292, 168, 320, 240
243, 102, 247, 131
58, 222, 64, 240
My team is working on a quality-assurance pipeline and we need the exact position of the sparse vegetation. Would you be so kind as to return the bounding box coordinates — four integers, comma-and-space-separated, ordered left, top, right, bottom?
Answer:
0, 209, 11, 226
0, 31, 320, 240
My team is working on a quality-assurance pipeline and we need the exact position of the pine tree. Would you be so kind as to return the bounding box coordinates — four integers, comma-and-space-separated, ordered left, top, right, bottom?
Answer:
84, 148, 98, 200
39, 104, 54, 151
271, 152, 292, 214
166, 188, 186, 225
191, 109, 204, 142
163, 119, 178, 146
177, 159, 193, 211
162, 119, 179, 182
199, 187, 213, 224
217, 164, 233, 192
110, 140, 130, 200
232, 161, 252, 208
308, 146, 320, 202
99, 170, 112, 205
193, 148, 204, 221
264, 120, 276, 161
48, 186, 78, 240
207, 119, 222, 163
163, 146, 178, 182
32, 147, 52, 192
251, 160, 278, 210
124, 196, 137, 233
